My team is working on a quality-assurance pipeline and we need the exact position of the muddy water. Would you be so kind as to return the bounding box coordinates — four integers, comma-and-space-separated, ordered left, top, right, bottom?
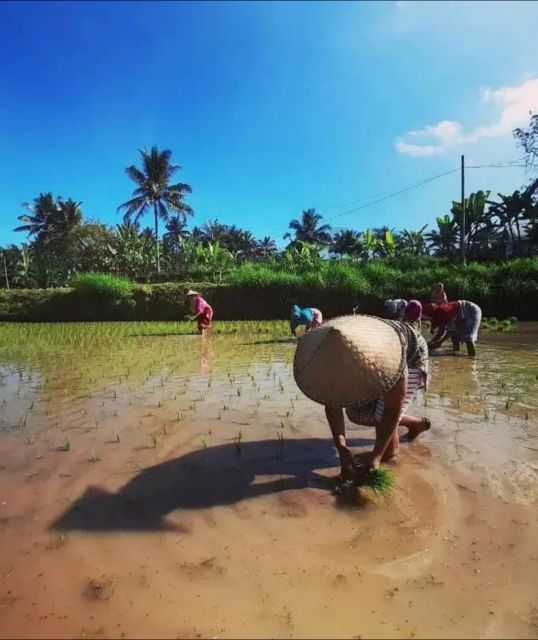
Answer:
1, 321, 538, 639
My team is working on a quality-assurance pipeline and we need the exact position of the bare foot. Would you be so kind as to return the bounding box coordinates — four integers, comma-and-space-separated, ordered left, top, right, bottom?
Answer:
407, 418, 431, 441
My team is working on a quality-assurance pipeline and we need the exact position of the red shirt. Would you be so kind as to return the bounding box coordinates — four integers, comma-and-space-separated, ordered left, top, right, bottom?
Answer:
424, 301, 460, 330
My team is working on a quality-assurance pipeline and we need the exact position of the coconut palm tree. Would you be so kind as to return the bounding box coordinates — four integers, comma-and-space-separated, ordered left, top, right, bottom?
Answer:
163, 215, 190, 249
256, 236, 278, 260
199, 219, 229, 246
14, 193, 61, 238
284, 208, 332, 246
398, 225, 428, 256
331, 229, 361, 257
118, 146, 193, 272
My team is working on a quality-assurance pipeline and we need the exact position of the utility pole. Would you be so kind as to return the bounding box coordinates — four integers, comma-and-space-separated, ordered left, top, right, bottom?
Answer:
460, 154, 466, 265
2, 253, 9, 289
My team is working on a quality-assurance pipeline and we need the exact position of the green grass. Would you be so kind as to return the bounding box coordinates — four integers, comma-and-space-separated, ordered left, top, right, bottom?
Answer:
71, 272, 134, 302
2, 256, 538, 320
361, 468, 396, 496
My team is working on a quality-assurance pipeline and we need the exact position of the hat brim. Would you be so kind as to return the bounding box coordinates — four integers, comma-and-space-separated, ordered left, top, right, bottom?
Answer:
186, 290, 201, 296
293, 315, 405, 407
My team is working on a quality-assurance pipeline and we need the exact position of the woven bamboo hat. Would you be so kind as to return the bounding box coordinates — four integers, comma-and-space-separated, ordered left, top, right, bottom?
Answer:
186, 289, 201, 296
293, 315, 406, 407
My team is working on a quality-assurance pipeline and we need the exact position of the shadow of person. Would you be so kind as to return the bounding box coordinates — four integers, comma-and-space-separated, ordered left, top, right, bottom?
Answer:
50, 436, 373, 533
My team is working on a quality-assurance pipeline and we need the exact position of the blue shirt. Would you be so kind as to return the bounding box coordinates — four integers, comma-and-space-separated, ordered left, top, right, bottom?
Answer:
291, 305, 313, 328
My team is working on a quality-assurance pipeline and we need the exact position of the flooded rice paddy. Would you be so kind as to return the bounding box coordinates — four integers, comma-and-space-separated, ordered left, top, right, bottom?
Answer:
1, 320, 538, 639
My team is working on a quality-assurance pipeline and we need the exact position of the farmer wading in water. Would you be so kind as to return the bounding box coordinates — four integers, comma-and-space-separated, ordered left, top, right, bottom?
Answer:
186, 290, 213, 335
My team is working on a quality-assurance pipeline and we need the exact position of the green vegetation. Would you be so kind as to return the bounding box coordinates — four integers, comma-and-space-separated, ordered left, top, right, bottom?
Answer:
1, 117, 537, 319
71, 273, 134, 302
1, 255, 538, 320
362, 468, 396, 497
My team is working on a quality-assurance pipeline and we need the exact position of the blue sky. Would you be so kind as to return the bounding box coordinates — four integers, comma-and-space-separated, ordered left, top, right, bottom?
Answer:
1, 0, 537, 247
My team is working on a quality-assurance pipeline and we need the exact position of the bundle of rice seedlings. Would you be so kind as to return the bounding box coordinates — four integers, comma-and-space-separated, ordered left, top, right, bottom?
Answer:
360, 467, 396, 497
331, 467, 396, 498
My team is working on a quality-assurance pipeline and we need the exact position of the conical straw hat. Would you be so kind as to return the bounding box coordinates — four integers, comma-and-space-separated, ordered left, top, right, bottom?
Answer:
293, 315, 406, 407
186, 289, 201, 296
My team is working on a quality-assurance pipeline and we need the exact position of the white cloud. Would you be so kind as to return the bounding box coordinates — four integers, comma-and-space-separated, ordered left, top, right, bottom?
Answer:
394, 141, 442, 157
396, 77, 538, 156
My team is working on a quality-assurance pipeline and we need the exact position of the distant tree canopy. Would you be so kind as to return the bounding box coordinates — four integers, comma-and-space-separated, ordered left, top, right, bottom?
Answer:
3, 127, 538, 288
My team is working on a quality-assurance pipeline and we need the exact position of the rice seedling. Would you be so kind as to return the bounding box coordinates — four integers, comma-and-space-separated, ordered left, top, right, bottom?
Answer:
361, 468, 396, 496
114, 433, 120, 443
234, 430, 243, 456
151, 434, 159, 448
25, 435, 35, 445
61, 439, 71, 452
88, 452, 101, 463
276, 431, 284, 459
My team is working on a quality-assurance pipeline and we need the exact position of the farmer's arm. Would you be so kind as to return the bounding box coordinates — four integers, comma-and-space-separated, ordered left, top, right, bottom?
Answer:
325, 406, 355, 479
370, 377, 406, 468
428, 327, 448, 349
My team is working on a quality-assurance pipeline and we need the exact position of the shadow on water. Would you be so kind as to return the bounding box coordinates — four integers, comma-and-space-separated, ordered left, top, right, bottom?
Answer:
50, 436, 373, 533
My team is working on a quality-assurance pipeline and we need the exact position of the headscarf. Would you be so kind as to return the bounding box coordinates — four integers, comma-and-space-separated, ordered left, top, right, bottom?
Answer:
431, 283, 448, 304
403, 300, 422, 323
384, 298, 408, 318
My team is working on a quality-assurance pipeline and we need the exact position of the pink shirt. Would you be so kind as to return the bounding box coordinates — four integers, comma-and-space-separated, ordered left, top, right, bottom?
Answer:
194, 296, 210, 315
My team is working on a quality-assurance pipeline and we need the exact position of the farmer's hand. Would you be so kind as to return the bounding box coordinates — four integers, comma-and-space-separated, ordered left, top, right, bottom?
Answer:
352, 451, 380, 483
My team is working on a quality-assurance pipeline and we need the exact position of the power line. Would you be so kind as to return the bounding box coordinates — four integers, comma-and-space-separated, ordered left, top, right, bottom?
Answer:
323, 167, 460, 223
266, 156, 527, 236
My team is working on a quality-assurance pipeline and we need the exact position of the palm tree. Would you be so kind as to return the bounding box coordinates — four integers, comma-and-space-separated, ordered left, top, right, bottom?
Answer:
256, 236, 278, 260
199, 219, 229, 246
284, 208, 332, 246
398, 225, 428, 256
163, 215, 190, 248
487, 181, 538, 256
118, 146, 193, 272
426, 215, 458, 258
14, 193, 61, 237
54, 199, 83, 229
331, 229, 361, 257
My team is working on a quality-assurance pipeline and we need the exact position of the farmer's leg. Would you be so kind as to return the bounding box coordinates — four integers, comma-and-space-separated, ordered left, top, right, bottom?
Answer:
452, 336, 461, 352
382, 430, 400, 462
466, 341, 476, 357
371, 377, 406, 468
396, 369, 429, 441
325, 406, 355, 480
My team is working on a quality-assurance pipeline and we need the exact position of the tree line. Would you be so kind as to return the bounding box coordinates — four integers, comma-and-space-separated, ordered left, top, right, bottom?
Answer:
1, 115, 537, 288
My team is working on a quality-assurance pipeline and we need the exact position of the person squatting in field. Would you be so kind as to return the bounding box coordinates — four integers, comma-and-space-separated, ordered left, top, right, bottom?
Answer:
293, 314, 430, 490
290, 305, 323, 337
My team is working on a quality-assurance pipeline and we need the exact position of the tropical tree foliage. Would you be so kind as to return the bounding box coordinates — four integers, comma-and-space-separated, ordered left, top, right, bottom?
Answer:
514, 113, 538, 173
117, 146, 193, 272
284, 208, 332, 246
5, 137, 538, 289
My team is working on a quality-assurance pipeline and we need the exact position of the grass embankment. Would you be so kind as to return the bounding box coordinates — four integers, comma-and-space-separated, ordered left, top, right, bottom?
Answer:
0, 257, 537, 321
